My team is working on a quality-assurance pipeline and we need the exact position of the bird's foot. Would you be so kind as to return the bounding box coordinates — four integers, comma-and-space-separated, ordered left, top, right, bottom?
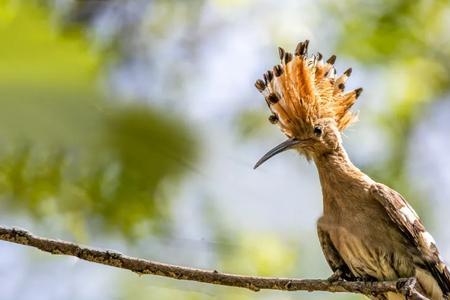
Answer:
327, 269, 354, 282
397, 277, 428, 300
396, 277, 415, 290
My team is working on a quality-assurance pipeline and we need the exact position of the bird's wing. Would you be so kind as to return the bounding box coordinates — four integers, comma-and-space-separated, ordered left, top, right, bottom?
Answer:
317, 219, 355, 280
370, 183, 450, 295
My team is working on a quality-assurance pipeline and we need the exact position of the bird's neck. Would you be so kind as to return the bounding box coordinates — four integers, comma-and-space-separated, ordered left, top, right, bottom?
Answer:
313, 145, 372, 215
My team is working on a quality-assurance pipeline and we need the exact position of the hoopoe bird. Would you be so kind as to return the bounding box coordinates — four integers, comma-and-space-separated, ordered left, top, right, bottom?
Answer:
254, 40, 450, 300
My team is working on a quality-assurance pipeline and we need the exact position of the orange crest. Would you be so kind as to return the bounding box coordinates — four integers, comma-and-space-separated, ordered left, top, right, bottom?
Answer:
255, 40, 362, 138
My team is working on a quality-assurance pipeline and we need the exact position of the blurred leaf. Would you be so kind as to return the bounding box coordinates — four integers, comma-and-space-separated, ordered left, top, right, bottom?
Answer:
0, 1, 197, 240
0, 0, 98, 87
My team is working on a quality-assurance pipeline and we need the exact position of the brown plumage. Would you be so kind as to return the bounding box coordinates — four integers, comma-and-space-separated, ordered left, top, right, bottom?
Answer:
255, 41, 360, 137
254, 40, 450, 300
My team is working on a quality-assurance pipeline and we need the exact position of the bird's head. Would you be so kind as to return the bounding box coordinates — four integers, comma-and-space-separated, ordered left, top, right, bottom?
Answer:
254, 40, 363, 169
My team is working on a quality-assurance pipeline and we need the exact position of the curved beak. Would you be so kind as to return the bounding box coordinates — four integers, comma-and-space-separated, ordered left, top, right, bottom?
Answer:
253, 138, 303, 169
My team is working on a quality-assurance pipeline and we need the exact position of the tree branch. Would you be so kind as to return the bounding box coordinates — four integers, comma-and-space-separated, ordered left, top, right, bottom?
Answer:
0, 225, 428, 299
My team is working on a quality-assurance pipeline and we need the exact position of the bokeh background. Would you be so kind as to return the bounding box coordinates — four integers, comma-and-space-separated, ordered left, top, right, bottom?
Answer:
0, 0, 449, 299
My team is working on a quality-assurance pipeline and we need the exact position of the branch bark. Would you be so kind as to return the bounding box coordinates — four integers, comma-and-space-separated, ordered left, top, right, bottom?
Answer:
0, 225, 428, 299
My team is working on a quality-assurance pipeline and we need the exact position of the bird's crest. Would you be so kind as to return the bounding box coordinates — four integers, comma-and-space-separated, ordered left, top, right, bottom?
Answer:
255, 40, 362, 138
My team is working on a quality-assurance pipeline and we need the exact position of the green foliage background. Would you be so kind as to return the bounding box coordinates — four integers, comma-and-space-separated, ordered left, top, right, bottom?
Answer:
0, 2, 197, 240
0, 1, 449, 300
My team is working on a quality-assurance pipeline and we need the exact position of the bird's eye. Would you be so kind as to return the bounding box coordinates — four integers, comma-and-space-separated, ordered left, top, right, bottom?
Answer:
313, 126, 322, 137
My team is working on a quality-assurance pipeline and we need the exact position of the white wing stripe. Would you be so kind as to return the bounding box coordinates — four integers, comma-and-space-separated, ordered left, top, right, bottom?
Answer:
399, 205, 418, 223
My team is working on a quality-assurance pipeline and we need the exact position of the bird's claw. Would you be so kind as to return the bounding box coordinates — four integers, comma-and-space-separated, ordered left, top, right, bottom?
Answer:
396, 277, 417, 299
327, 269, 349, 282
327, 270, 342, 282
